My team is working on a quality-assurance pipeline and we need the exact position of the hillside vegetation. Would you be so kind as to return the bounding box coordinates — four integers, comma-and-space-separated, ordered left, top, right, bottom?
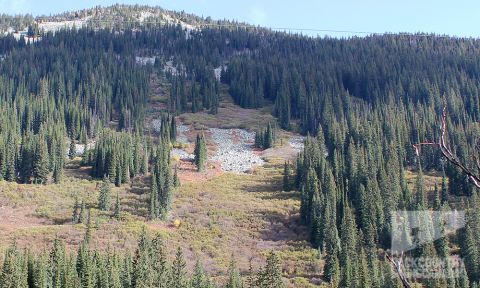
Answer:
0, 4, 479, 288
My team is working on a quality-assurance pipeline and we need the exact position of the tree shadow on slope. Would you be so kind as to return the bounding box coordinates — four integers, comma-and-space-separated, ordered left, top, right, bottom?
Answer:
255, 209, 308, 243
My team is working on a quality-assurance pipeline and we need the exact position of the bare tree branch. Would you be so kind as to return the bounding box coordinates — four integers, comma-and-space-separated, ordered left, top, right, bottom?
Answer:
386, 252, 411, 288
413, 104, 480, 188
438, 105, 480, 188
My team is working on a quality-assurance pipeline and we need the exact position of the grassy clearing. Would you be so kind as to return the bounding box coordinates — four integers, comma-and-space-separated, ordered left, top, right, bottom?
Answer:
179, 85, 276, 131
160, 158, 320, 286
0, 157, 320, 287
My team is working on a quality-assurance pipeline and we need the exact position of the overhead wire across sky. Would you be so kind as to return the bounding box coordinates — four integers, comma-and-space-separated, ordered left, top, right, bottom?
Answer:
34, 16, 465, 39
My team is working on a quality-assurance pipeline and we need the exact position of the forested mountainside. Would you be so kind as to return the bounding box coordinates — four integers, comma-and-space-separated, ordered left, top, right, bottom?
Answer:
0, 4, 479, 287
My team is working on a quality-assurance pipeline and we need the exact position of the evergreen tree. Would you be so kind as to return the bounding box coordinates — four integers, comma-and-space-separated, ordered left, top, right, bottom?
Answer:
98, 177, 111, 211
69, 138, 76, 160
173, 166, 180, 187
441, 168, 449, 205
171, 247, 187, 288
33, 137, 50, 184
194, 134, 207, 172
282, 161, 291, 192
72, 197, 80, 224
226, 255, 242, 288
191, 260, 210, 288
114, 192, 121, 219
256, 252, 284, 288
79, 200, 86, 224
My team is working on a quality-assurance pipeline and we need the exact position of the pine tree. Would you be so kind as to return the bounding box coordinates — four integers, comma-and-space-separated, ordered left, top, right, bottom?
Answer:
79, 200, 86, 224
414, 163, 425, 209
114, 192, 121, 219
73, 197, 80, 223
170, 117, 177, 143
85, 209, 93, 244
441, 168, 448, 205
171, 247, 187, 288
246, 259, 255, 288
53, 162, 63, 184
226, 255, 242, 288
194, 134, 207, 172
98, 177, 111, 211
191, 260, 210, 288
257, 252, 284, 288
69, 138, 76, 160
50, 237, 66, 287
265, 123, 274, 148
339, 205, 357, 288
152, 235, 170, 288
282, 161, 291, 192
173, 166, 180, 187
0, 243, 27, 288
150, 176, 158, 220
33, 138, 50, 184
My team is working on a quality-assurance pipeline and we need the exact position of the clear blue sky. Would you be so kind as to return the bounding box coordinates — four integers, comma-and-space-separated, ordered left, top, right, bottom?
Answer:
0, 0, 479, 38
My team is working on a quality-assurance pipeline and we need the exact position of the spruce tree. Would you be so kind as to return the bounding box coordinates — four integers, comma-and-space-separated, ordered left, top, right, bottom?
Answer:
194, 134, 207, 172
72, 197, 80, 223
53, 162, 63, 184
173, 166, 180, 187
114, 192, 121, 219
68, 138, 76, 160
170, 117, 177, 143
98, 177, 111, 211
257, 252, 284, 288
282, 161, 291, 192
33, 138, 50, 184
171, 247, 187, 288
79, 200, 86, 224
226, 255, 242, 288
191, 260, 210, 288
441, 169, 448, 205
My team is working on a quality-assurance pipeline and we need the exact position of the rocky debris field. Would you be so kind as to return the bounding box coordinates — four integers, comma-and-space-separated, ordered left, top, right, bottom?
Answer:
289, 136, 305, 152
171, 148, 194, 161
170, 124, 194, 160
150, 118, 162, 132
209, 128, 264, 172
135, 56, 156, 65
176, 124, 191, 144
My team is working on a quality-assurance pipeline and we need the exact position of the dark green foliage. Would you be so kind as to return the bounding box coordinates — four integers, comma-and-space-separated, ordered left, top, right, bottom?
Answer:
89, 129, 149, 183
33, 137, 50, 184
150, 140, 174, 220
1, 9, 480, 287
98, 177, 111, 211
256, 252, 284, 288
114, 193, 121, 219
72, 197, 80, 224
170, 117, 177, 143
282, 161, 291, 192
226, 256, 242, 288
79, 200, 86, 224
254, 123, 276, 149
191, 260, 212, 288
69, 138, 76, 160
441, 169, 449, 205
194, 134, 207, 172
171, 247, 188, 288
0, 27, 153, 185
0, 243, 27, 288
0, 223, 288, 288
173, 166, 180, 188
